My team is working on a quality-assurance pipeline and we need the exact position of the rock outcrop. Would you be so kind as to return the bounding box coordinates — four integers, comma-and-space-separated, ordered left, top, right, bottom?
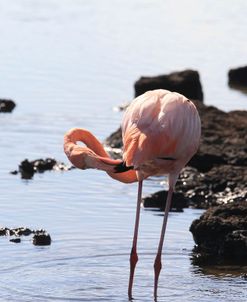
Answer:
190, 201, 247, 265
228, 65, 247, 88
134, 69, 203, 101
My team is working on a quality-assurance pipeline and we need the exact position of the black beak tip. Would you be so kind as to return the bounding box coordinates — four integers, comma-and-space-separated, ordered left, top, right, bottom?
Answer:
114, 161, 134, 173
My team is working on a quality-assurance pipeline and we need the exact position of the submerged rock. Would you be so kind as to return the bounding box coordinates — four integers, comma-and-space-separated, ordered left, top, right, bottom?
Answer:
190, 201, 247, 265
9, 238, 21, 243
134, 69, 203, 101
0, 99, 16, 113
11, 158, 74, 179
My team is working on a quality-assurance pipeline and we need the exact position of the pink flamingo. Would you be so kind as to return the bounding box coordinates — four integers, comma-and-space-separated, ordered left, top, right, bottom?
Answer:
64, 89, 201, 300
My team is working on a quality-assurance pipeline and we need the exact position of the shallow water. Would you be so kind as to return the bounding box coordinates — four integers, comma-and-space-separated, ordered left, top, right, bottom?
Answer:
0, 1, 247, 301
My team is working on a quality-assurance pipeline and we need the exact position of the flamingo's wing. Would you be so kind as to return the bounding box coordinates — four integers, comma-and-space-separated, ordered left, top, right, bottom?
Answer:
122, 90, 201, 169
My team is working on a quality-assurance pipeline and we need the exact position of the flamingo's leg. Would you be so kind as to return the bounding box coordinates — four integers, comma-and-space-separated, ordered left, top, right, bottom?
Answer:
153, 186, 173, 301
128, 180, 143, 300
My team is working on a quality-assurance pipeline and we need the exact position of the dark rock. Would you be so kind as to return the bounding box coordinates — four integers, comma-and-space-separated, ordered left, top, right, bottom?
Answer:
223, 230, 247, 259
4, 227, 34, 237
19, 159, 35, 179
176, 166, 247, 209
211, 180, 227, 193
14, 158, 74, 179
9, 238, 21, 243
175, 101, 247, 208
0, 228, 8, 236
143, 190, 189, 211
14, 227, 34, 236
10, 170, 18, 175
7, 229, 16, 236
33, 232, 51, 246
143, 163, 247, 211
228, 65, 247, 87
0, 99, 16, 113
188, 153, 227, 173
190, 201, 247, 265
33, 158, 57, 171
193, 101, 247, 172
242, 273, 247, 280
115, 102, 130, 111
104, 127, 122, 149
134, 69, 203, 101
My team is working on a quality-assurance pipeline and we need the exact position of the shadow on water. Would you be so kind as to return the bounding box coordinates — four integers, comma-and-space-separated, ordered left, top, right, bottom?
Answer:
189, 241, 247, 280
191, 262, 247, 279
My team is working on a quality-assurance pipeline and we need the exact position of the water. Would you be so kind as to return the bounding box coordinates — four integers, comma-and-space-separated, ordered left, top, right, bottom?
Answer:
0, 1, 247, 301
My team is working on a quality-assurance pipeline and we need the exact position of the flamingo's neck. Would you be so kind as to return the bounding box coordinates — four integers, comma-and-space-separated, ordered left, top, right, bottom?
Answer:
64, 128, 108, 158
64, 128, 138, 184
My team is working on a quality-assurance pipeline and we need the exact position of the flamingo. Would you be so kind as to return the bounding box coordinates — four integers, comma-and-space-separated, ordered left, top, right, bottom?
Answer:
63, 89, 201, 300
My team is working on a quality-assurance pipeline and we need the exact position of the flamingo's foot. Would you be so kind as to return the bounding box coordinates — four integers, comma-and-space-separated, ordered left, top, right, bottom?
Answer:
153, 253, 162, 301
128, 247, 138, 300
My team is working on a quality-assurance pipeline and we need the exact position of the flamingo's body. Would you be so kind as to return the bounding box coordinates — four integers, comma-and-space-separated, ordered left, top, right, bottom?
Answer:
64, 89, 201, 300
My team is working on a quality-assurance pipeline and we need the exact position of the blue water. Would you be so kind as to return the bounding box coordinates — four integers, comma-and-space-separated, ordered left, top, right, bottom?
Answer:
0, 1, 246, 301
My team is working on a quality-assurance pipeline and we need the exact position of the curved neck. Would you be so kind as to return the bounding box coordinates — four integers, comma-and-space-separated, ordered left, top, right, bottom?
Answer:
64, 128, 108, 158
64, 128, 138, 184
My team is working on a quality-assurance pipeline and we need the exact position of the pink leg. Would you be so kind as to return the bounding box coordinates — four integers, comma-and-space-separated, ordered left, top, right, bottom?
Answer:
154, 186, 173, 301
128, 180, 143, 300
